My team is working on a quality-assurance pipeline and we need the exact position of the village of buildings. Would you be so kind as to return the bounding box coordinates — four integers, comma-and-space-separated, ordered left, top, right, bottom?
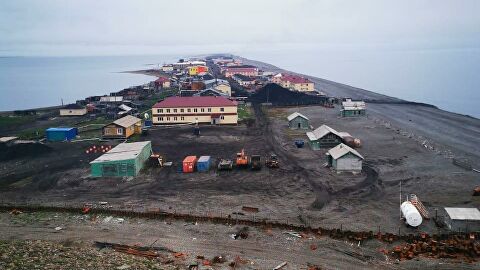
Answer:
0, 55, 479, 268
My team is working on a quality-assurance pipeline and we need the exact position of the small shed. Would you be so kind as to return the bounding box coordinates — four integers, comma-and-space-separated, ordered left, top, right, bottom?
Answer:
444, 207, 480, 232
287, 112, 309, 130
326, 143, 364, 172
90, 141, 152, 177
60, 104, 87, 116
341, 99, 366, 117
306, 124, 344, 150
183, 156, 197, 173
102, 115, 142, 139
197, 156, 211, 172
46, 127, 78, 142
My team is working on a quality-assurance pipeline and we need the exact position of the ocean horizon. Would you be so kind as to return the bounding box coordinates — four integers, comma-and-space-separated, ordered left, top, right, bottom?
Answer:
0, 51, 479, 119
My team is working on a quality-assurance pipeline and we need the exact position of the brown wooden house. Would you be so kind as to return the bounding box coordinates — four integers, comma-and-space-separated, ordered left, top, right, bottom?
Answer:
102, 115, 142, 139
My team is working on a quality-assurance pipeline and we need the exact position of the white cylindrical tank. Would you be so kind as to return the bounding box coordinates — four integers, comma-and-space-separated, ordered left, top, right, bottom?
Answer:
400, 201, 423, 227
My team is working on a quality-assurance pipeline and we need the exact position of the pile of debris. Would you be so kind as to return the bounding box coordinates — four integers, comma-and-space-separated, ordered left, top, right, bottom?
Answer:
386, 233, 480, 262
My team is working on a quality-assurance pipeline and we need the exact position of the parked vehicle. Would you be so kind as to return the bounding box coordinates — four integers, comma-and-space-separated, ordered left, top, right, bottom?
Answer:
250, 155, 262, 170
218, 159, 233, 170
265, 153, 279, 168
236, 149, 249, 167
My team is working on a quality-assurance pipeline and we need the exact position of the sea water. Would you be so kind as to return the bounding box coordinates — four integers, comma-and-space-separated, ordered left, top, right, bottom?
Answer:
245, 47, 480, 118
0, 55, 179, 111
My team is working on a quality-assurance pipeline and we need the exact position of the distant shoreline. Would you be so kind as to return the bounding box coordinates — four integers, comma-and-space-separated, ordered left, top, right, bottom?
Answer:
1, 55, 478, 120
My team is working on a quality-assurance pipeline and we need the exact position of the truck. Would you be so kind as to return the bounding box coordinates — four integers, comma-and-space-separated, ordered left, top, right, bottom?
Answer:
265, 153, 279, 168
250, 155, 262, 170
218, 159, 233, 171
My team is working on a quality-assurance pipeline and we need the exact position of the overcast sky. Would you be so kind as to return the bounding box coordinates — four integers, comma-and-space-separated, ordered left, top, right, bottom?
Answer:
1, 0, 479, 56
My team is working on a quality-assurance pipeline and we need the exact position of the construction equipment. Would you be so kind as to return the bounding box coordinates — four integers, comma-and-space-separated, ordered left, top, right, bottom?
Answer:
150, 153, 164, 167
236, 149, 249, 167
265, 153, 279, 168
218, 159, 233, 171
250, 155, 262, 170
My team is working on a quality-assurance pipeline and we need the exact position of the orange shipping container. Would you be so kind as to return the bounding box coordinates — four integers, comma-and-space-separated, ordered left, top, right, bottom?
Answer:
183, 156, 197, 173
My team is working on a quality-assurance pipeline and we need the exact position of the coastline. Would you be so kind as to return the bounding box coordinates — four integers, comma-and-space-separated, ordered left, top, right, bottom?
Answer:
237, 56, 480, 164
3, 55, 479, 162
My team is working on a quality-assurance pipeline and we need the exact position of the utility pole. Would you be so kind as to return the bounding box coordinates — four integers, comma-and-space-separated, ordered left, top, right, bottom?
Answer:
399, 180, 402, 220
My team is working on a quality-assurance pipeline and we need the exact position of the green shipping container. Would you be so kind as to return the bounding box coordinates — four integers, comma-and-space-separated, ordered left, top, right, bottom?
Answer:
90, 141, 152, 177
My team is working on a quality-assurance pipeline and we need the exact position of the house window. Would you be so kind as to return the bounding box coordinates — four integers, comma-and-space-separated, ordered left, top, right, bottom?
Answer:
201, 108, 205, 112
181, 116, 185, 120
194, 108, 198, 112
117, 128, 123, 134
180, 108, 184, 112
207, 108, 211, 112
220, 108, 224, 112
167, 117, 170, 121
221, 116, 224, 120
187, 108, 191, 112
158, 109, 163, 113
159, 117, 163, 121
173, 109, 177, 113
174, 117, 177, 120
166, 109, 170, 113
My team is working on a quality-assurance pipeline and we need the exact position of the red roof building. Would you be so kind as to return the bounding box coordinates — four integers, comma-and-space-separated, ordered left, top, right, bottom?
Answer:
152, 96, 238, 125
271, 73, 315, 92
154, 77, 171, 88
224, 65, 259, 78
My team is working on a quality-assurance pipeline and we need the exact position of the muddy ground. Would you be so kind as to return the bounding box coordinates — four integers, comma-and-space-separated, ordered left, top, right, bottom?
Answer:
1, 103, 478, 268
1, 56, 479, 268
2, 211, 479, 270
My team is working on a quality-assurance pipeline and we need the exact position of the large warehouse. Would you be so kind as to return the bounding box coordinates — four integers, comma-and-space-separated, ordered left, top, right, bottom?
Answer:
90, 141, 152, 177
152, 96, 238, 125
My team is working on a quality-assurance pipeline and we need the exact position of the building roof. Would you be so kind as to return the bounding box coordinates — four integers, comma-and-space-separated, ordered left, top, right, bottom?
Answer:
198, 156, 211, 162
118, 104, 133, 112
226, 65, 257, 69
327, 143, 364, 160
183, 156, 197, 163
46, 127, 77, 132
62, 104, 84, 110
100, 96, 123, 102
152, 96, 237, 108
342, 99, 366, 110
282, 74, 312, 84
445, 208, 480, 221
155, 77, 169, 83
233, 74, 256, 81
111, 115, 141, 128
306, 124, 342, 141
0, 136, 18, 143
90, 141, 151, 163
194, 88, 229, 97
287, 112, 309, 122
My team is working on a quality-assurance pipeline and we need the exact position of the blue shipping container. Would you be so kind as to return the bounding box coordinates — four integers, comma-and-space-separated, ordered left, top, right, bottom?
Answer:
46, 127, 78, 142
196, 156, 211, 172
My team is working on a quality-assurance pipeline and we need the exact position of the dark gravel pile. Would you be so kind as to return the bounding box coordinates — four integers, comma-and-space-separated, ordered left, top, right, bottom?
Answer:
250, 83, 326, 106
